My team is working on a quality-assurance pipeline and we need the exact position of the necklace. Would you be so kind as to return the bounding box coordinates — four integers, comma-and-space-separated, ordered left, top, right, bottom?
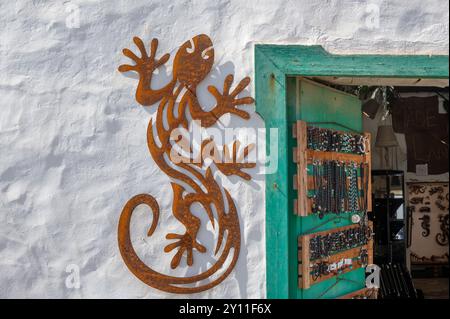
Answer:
307, 126, 367, 155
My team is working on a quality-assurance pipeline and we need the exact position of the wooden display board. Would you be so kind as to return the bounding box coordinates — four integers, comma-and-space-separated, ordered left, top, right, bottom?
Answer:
293, 120, 372, 216
294, 120, 373, 291
298, 223, 373, 289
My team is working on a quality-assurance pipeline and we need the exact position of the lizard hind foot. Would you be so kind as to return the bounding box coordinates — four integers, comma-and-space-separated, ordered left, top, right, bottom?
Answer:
164, 233, 206, 269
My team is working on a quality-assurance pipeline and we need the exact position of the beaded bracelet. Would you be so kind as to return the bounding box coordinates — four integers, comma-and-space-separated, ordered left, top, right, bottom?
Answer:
307, 126, 367, 155
310, 160, 368, 218
309, 225, 372, 260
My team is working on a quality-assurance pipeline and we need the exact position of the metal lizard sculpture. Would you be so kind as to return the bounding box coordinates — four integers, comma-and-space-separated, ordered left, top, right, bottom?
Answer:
117, 34, 255, 293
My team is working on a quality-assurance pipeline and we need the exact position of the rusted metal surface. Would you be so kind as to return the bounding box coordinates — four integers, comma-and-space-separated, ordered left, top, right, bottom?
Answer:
117, 34, 255, 293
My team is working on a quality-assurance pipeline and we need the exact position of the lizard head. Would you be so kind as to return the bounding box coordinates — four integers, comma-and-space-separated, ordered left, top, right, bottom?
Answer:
173, 34, 214, 89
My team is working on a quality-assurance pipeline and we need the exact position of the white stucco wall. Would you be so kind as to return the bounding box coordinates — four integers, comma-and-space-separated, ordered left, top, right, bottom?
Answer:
0, 0, 448, 298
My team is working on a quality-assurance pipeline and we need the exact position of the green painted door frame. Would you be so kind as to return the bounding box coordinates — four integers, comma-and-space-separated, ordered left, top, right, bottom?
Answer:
254, 45, 449, 299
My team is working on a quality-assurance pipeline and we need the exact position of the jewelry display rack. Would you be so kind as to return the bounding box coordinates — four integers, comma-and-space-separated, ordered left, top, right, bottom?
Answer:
293, 120, 374, 292
293, 120, 372, 217
298, 223, 373, 289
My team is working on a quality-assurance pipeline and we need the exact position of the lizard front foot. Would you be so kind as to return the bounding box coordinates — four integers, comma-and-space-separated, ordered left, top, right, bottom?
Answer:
164, 233, 206, 269
216, 140, 256, 180
208, 74, 254, 120
118, 37, 170, 76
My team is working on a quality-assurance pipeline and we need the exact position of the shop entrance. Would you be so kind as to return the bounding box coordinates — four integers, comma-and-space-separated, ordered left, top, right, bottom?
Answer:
255, 45, 449, 299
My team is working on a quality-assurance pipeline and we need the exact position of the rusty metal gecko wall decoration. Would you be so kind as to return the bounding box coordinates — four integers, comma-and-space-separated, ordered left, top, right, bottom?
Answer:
117, 34, 255, 293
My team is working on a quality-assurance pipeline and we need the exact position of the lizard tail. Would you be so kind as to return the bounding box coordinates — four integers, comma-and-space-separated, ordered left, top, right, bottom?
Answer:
118, 191, 240, 294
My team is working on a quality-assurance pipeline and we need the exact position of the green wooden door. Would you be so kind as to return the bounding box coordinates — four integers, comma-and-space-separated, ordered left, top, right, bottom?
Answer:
286, 78, 365, 299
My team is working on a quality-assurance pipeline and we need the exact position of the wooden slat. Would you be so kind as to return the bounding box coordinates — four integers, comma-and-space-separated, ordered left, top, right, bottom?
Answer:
298, 235, 311, 289
292, 147, 298, 163
306, 149, 365, 163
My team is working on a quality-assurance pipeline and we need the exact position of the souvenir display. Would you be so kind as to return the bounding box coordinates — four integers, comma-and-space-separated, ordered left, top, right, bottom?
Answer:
309, 225, 372, 260
310, 160, 369, 218
295, 120, 373, 291
307, 126, 367, 155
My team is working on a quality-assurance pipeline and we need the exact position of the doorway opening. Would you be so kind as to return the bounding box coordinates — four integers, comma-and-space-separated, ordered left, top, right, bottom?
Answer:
255, 44, 449, 299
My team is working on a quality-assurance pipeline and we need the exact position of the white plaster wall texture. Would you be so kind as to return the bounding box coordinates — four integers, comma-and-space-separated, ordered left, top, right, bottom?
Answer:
0, 0, 448, 298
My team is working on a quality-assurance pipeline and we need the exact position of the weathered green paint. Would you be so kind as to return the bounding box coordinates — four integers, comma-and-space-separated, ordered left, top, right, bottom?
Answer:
256, 45, 449, 78
256, 48, 290, 298
302, 268, 366, 299
286, 77, 300, 299
298, 79, 362, 132
255, 44, 449, 299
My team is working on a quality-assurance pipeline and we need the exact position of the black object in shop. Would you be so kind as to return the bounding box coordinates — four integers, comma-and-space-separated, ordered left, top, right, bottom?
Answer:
378, 263, 419, 299
368, 170, 408, 265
